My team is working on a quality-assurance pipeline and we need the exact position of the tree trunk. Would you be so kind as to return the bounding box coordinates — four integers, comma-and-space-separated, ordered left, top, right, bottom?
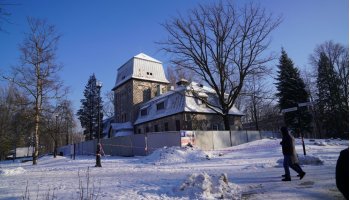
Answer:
33, 111, 40, 165
223, 115, 230, 131
53, 140, 57, 158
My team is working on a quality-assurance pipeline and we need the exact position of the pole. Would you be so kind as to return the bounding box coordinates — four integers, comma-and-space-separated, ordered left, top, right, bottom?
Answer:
298, 107, 306, 155
54, 114, 58, 158
97, 83, 102, 143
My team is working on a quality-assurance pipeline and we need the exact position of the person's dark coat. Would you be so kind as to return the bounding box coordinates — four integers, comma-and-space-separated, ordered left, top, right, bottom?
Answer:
280, 128, 299, 164
336, 148, 349, 200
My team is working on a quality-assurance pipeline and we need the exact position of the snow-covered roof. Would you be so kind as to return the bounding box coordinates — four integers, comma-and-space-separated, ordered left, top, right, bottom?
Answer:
113, 53, 169, 89
110, 122, 133, 131
134, 82, 244, 125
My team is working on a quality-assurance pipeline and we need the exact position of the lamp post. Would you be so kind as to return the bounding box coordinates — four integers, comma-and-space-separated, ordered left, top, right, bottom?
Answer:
96, 81, 102, 143
95, 80, 103, 167
54, 114, 59, 158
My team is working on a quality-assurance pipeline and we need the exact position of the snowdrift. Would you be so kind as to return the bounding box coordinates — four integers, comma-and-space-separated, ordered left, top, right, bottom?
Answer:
276, 154, 323, 166
0, 167, 26, 176
142, 146, 209, 165
178, 172, 241, 199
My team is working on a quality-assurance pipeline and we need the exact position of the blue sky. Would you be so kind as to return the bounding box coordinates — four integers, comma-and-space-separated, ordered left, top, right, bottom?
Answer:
0, 0, 348, 114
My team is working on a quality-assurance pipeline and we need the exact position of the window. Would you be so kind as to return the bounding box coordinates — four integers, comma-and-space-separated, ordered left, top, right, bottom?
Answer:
212, 124, 219, 130
164, 122, 169, 131
140, 108, 147, 116
154, 125, 159, 132
176, 120, 180, 131
146, 72, 153, 76
156, 102, 165, 110
138, 129, 142, 134
145, 127, 150, 133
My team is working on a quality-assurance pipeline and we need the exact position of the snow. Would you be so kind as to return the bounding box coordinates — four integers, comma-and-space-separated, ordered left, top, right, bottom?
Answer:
0, 138, 347, 199
141, 146, 209, 165
178, 173, 241, 199
0, 167, 26, 176
134, 53, 162, 63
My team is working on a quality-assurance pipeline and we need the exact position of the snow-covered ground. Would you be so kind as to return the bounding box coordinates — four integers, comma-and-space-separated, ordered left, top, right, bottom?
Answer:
0, 138, 347, 199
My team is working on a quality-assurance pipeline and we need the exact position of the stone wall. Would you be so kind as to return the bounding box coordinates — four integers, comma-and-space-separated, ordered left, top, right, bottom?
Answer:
114, 79, 169, 123
134, 112, 243, 133
114, 80, 134, 123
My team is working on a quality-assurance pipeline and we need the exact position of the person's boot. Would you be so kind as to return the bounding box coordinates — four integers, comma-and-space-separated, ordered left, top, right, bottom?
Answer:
299, 172, 306, 180
282, 175, 291, 181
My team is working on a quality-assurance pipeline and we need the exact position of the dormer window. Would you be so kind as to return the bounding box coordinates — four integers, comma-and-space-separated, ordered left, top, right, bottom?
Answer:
156, 101, 165, 110
140, 108, 148, 116
122, 75, 125, 80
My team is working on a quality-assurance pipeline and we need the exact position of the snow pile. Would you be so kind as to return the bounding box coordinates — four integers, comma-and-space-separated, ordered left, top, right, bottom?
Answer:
276, 154, 323, 166
142, 146, 209, 165
298, 154, 323, 165
178, 172, 241, 199
313, 139, 346, 146
0, 167, 26, 176
314, 141, 328, 146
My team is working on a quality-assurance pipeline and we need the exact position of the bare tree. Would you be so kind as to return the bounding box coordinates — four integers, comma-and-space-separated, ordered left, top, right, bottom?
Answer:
161, 2, 281, 130
242, 73, 274, 130
166, 64, 196, 88
103, 91, 115, 119
3, 17, 63, 165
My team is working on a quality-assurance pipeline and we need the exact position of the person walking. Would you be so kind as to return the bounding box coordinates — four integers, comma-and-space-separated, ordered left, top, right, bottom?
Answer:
95, 143, 104, 167
280, 126, 306, 181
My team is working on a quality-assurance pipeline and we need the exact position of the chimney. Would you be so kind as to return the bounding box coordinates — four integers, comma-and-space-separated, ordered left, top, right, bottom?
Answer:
176, 79, 189, 87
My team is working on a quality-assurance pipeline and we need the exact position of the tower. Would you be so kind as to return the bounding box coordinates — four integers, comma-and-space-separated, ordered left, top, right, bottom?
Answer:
112, 53, 169, 124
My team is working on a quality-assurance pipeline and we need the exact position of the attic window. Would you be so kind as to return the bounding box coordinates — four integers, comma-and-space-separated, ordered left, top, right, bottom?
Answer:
146, 72, 153, 76
140, 108, 148, 116
156, 101, 165, 110
122, 75, 126, 80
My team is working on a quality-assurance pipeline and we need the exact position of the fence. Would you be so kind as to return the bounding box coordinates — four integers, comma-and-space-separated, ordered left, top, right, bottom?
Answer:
190, 130, 281, 150
57, 131, 181, 157
57, 130, 280, 157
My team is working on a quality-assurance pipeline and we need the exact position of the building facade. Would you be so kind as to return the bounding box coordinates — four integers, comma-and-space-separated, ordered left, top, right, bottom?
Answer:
110, 53, 244, 137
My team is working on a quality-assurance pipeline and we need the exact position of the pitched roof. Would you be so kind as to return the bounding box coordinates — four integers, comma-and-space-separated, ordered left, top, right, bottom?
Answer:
113, 53, 169, 90
134, 53, 161, 63
134, 82, 244, 125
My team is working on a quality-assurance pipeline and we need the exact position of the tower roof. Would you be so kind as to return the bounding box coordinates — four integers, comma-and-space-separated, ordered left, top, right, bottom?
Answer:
112, 53, 169, 90
134, 53, 162, 63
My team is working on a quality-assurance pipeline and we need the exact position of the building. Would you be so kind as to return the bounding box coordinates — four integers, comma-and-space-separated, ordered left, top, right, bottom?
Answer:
110, 53, 243, 136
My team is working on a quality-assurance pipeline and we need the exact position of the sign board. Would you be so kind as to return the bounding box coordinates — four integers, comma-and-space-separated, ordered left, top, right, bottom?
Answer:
281, 107, 298, 113
180, 131, 195, 147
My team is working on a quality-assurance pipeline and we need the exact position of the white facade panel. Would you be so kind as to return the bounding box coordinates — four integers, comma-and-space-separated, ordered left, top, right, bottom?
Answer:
114, 53, 169, 89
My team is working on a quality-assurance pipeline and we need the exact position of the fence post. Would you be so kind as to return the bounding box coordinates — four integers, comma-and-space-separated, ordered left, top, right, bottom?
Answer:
212, 131, 215, 150
259, 131, 262, 140
145, 133, 148, 155
246, 130, 249, 142
229, 131, 233, 147
73, 143, 76, 160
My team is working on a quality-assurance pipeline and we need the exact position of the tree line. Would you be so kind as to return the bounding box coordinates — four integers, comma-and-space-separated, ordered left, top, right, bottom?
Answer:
163, 1, 348, 138
0, 17, 84, 162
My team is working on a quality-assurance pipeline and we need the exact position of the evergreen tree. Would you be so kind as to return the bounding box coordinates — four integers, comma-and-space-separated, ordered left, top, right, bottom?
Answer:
77, 74, 103, 140
275, 49, 313, 136
316, 52, 348, 138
